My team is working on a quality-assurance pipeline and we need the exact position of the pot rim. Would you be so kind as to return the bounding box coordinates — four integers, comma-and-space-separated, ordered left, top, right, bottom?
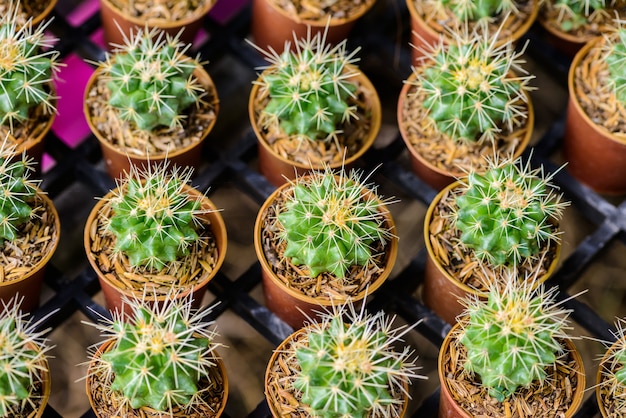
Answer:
259, 0, 377, 27
99, 0, 217, 28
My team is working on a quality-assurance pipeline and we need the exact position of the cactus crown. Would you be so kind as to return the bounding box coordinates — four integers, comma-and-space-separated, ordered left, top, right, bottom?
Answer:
458, 273, 573, 402
0, 136, 39, 243
250, 27, 360, 142
293, 303, 423, 418
435, 0, 520, 20
277, 165, 394, 278
409, 26, 533, 143
0, 296, 53, 416
598, 317, 626, 414
100, 27, 204, 131
452, 155, 568, 267
84, 291, 221, 412
605, 24, 626, 105
552, 0, 609, 32
105, 162, 209, 271
0, 1, 60, 131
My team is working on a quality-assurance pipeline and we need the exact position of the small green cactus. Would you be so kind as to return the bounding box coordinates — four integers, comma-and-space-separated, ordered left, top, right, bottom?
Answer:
0, 2, 61, 130
409, 27, 534, 143
459, 273, 572, 402
100, 27, 204, 131
84, 291, 222, 412
551, 0, 609, 32
436, 0, 521, 20
277, 166, 394, 278
597, 317, 626, 415
105, 162, 209, 271
249, 29, 360, 142
0, 137, 39, 243
293, 303, 422, 418
605, 26, 626, 105
453, 155, 568, 267
0, 296, 53, 416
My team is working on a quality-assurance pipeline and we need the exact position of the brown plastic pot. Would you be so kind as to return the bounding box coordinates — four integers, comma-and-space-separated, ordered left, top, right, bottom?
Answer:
564, 36, 626, 195
249, 66, 382, 187
99, 0, 216, 48
253, 176, 398, 330
421, 181, 561, 325
397, 72, 534, 192
438, 323, 585, 418
84, 63, 219, 180
0, 191, 60, 314
250, 0, 375, 52
405, 0, 539, 62
537, 16, 589, 58
83, 185, 227, 316
265, 326, 409, 417
87, 339, 228, 417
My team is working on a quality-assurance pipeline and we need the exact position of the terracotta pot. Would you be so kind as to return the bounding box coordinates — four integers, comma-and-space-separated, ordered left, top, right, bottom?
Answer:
397, 72, 534, 192
537, 16, 589, 58
438, 323, 585, 418
83, 185, 227, 315
405, 0, 539, 62
596, 336, 626, 417
99, 0, 216, 48
249, 66, 382, 187
421, 181, 561, 325
0, 191, 60, 313
253, 176, 398, 330
265, 326, 409, 417
564, 36, 626, 195
250, 0, 376, 52
87, 339, 228, 417
83, 63, 219, 180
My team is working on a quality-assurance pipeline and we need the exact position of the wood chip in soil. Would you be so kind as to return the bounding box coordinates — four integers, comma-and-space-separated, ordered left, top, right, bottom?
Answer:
267, 0, 375, 21
105, 0, 215, 20
0, 0, 51, 25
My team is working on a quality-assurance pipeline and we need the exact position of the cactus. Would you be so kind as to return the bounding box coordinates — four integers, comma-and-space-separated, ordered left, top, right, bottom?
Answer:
551, 0, 609, 32
0, 296, 53, 416
84, 291, 221, 412
435, 0, 521, 20
0, 137, 39, 243
277, 166, 394, 278
453, 155, 568, 267
409, 27, 533, 143
458, 273, 572, 402
597, 317, 626, 415
0, 1, 61, 131
100, 27, 204, 131
249, 28, 360, 142
605, 26, 626, 105
292, 303, 422, 418
105, 162, 209, 271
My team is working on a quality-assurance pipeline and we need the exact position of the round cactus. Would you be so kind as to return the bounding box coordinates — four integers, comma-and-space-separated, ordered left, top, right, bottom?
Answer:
293, 304, 421, 418
85, 291, 221, 412
250, 29, 360, 142
0, 3, 60, 130
277, 166, 393, 278
411, 27, 533, 143
0, 296, 53, 416
453, 155, 568, 267
437, 0, 521, 20
597, 317, 626, 415
101, 27, 204, 131
459, 274, 572, 401
105, 162, 208, 271
551, 0, 608, 32
606, 27, 626, 105
0, 137, 39, 243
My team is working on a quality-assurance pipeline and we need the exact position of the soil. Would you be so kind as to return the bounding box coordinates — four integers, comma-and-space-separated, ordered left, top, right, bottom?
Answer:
105, 0, 216, 21
258, 185, 392, 301
268, 0, 376, 21
251, 72, 375, 167
265, 327, 407, 417
441, 329, 583, 417
0, 0, 52, 26
540, 3, 626, 41
572, 33, 626, 142
427, 184, 558, 292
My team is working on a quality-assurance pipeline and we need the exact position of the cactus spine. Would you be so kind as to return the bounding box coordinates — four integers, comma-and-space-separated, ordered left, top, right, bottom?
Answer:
105, 162, 208, 271
277, 166, 394, 278
250, 28, 360, 142
293, 303, 422, 418
606, 25, 626, 105
459, 274, 572, 401
0, 296, 53, 416
0, 2, 60, 130
410, 27, 533, 143
85, 291, 221, 412
552, 0, 609, 32
437, 0, 521, 20
101, 27, 204, 131
598, 317, 626, 415
453, 155, 568, 267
